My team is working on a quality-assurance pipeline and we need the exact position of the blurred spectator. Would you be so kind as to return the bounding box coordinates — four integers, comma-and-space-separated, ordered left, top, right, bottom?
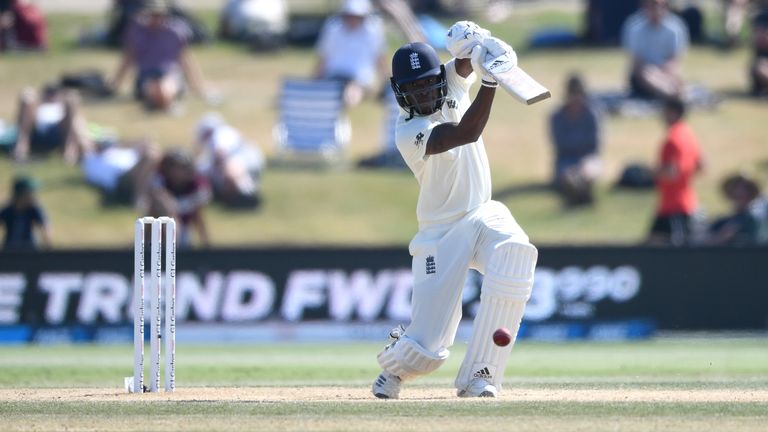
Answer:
622, 0, 688, 99
108, 0, 218, 112
194, 113, 264, 209
719, 0, 768, 48
101, 0, 210, 48
750, 9, 768, 97
549, 74, 602, 207
647, 98, 703, 246
80, 138, 160, 209
0, 0, 47, 52
707, 174, 762, 245
146, 149, 211, 247
13, 85, 92, 165
722, 0, 749, 47
314, 0, 387, 107
219, 0, 288, 50
0, 175, 51, 250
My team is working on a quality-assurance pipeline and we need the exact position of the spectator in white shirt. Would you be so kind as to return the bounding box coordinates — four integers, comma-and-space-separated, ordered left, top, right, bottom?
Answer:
314, 0, 387, 107
80, 138, 160, 210
13, 85, 92, 165
194, 113, 263, 209
622, 0, 689, 99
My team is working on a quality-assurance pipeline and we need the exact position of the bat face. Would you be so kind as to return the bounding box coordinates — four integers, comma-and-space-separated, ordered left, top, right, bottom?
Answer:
482, 54, 551, 105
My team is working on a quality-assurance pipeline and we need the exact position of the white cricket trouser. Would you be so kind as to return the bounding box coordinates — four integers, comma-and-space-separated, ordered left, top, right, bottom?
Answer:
404, 200, 531, 353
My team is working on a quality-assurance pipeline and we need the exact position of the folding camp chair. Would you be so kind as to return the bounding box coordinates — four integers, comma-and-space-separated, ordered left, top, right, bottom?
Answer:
273, 78, 350, 166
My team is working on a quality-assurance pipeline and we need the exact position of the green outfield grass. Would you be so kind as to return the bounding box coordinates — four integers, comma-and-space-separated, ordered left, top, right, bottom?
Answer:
0, 4, 766, 247
1, 338, 767, 431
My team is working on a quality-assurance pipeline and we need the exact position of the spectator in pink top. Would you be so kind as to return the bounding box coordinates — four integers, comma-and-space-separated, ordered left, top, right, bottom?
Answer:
108, 0, 216, 111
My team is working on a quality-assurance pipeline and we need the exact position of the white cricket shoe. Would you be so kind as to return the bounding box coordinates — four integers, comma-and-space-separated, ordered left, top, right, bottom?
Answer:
457, 379, 498, 398
372, 371, 402, 399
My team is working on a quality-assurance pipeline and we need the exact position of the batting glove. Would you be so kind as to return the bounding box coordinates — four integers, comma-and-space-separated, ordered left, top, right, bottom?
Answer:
470, 45, 497, 88
446, 20, 491, 59
482, 37, 517, 67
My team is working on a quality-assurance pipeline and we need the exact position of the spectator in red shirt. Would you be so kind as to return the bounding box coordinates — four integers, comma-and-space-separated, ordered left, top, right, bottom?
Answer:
145, 149, 211, 247
647, 98, 703, 245
0, 0, 47, 52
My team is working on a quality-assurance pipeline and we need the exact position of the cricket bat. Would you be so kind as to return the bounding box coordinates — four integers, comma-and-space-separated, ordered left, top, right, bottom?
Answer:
482, 53, 551, 105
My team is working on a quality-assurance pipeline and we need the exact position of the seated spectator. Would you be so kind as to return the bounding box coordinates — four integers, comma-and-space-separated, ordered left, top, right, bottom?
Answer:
80, 138, 160, 209
145, 149, 211, 247
194, 113, 263, 209
647, 98, 703, 246
101, 0, 210, 48
0, 175, 51, 250
708, 173, 762, 245
108, 0, 217, 112
718, 0, 768, 47
721, 0, 749, 48
218, 0, 288, 49
549, 74, 602, 207
13, 84, 92, 164
750, 9, 768, 97
0, 0, 47, 52
314, 0, 387, 107
622, 0, 689, 99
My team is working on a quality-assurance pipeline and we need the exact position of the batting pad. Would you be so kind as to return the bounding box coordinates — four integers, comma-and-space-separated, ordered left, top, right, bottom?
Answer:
455, 242, 537, 391
377, 335, 449, 381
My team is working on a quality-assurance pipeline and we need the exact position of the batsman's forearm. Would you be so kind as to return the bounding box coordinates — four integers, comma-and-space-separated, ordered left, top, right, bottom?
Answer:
425, 85, 495, 155
456, 85, 496, 143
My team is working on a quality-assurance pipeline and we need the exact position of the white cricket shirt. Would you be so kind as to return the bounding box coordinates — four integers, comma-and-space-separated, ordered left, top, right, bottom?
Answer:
395, 59, 491, 227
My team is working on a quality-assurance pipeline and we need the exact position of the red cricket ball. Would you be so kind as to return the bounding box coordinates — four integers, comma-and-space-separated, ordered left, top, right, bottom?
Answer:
493, 327, 512, 347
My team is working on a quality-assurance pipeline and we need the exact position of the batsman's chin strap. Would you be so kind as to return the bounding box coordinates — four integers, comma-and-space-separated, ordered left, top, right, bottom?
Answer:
481, 79, 498, 88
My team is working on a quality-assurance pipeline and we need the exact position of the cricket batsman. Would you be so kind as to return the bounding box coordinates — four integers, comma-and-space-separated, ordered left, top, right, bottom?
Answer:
372, 22, 538, 398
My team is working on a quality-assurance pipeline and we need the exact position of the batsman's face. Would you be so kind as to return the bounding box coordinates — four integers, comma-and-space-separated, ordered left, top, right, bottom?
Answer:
401, 75, 442, 115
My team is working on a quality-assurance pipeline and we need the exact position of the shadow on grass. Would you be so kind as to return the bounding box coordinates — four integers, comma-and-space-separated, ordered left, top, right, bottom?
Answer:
493, 181, 553, 201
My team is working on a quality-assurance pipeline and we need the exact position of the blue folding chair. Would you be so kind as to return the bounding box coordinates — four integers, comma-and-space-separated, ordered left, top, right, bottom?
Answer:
273, 78, 350, 166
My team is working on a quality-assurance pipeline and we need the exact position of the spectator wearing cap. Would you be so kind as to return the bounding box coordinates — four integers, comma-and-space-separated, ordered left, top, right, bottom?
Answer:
314, 0, 387, 107
146, 149, 212, 247
621, 0, 689, 99
647, 98, 703, 246
0, 175, 51, 250
708, 174, 763, 245
750, 9, 768, 97
108, 0, 217, 111
195, 113, 264, 209
549, 74, 602, 207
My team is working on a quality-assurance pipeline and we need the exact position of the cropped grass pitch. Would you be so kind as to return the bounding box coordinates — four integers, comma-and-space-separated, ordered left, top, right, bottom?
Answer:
1, 338, 767, 431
